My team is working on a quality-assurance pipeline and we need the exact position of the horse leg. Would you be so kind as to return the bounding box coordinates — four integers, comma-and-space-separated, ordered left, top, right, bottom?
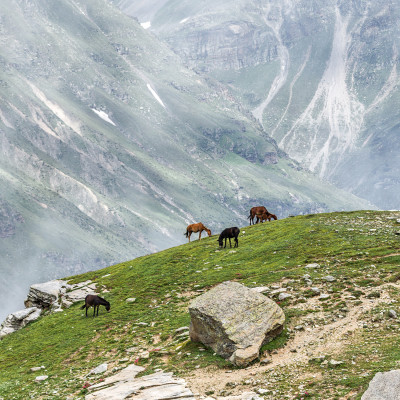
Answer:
229, 238, 232, 247
97, 305, 99, 316
235, 237, 238, 247
85, 306, 88, 317
199, 231, 202, 241
188, 232, 191, 243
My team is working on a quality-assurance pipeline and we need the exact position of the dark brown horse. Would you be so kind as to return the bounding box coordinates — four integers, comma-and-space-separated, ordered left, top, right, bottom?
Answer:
218, 227, 240, 248
81, 294, 110, 317
256, 212, 278, 223
185, 223, 211, 242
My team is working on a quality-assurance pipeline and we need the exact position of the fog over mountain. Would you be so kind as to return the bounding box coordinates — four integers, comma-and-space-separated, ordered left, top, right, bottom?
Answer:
0, 0, 374, 321
116, 0, 400, 210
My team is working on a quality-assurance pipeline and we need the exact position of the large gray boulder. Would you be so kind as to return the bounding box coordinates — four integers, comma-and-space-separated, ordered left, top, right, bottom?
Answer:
0, 307, 41, 338
362, 370, 400, 400
189, 281, 285, 367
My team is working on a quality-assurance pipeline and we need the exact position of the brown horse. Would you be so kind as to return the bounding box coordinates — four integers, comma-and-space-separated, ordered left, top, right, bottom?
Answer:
256, 212, 278, 223
185, 223, 211, 242
248, 206, 268, 225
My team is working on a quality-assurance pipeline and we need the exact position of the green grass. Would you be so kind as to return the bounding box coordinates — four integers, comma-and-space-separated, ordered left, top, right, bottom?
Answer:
1, 210, 400, 399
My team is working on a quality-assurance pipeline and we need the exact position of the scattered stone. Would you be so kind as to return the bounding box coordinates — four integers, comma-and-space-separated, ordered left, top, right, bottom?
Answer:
0, 307, 42, 338
319, 294, 330, 300
30, 366, 45, 372
305, 263, 320, 269
260, 358, 272, 365
89, 363, 108, 375
329, 360, 344, 367
175, 326, 190, 335
35, 375, 48, 382
294, 325, 304, 331
278, 292, 292, 301
323, 275, 336, 282
310, 287, 321, 295
250, 287, 270, 294
125, 298, 136, 303
362, 370, 400, 400
388, 310, 397, 319
189, 281, 285, 367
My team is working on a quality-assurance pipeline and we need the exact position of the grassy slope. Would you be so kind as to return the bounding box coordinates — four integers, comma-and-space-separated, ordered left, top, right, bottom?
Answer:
1, 210, 400, 399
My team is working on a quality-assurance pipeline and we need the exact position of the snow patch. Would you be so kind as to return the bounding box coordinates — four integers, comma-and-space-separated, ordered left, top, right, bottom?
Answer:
91, 109, 116, 126
141, 21, 151, 29
180, 17, 189, 24
147, 84, 166, 108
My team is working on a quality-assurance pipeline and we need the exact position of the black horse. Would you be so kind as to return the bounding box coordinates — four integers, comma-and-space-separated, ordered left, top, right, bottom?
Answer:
81, 294, 110, 317
218, 227, 240, 248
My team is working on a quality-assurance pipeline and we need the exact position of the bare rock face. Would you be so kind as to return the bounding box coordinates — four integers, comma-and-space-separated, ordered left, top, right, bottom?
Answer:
189, 281, 285, 367
362, 370, 400, 400
24, 280, 71, 310
86, 364, 195, 400
0, 307, 41, 338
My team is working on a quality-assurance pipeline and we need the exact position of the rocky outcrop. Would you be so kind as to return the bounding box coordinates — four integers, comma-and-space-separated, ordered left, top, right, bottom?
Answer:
24, 280, 71, 310
24, 279, 97, 310
86, 364, 195, 400
361, 370, 400, 400
0, 307, 41, 338
189, 281, 285, 367
0, 279, 97, 339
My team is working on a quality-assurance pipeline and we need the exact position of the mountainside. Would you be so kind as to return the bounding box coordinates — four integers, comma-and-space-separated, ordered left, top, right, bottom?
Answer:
1, 211, 400, 399
0, 0, 374, 320
116, 0, 400, 209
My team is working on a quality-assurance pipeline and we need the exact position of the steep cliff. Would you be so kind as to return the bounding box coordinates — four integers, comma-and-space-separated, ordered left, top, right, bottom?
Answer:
117, 0, 400, 209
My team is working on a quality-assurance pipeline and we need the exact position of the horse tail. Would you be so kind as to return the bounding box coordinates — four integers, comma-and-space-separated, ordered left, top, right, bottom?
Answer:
184, 230, 188, 238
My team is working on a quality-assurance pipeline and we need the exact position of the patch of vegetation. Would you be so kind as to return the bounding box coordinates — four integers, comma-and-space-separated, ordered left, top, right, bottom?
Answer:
1, 211, 400, 399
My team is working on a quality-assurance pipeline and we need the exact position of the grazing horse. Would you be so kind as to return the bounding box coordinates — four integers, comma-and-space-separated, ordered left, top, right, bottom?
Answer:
81, 294, 110, 317
218, 227, 240, 248
248, 206, 268, 225
185, 223, 211, 242
256, 212, 278, 223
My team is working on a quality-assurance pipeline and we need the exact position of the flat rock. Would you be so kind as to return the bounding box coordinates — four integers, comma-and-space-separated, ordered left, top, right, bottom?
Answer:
0, 307, 41, 338
86, 365, 194, 400
362, 370, 400, 400
189, 281, 285, 367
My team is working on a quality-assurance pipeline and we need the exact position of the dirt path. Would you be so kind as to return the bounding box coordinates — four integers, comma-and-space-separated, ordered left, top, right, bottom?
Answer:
185, 283, 400, 397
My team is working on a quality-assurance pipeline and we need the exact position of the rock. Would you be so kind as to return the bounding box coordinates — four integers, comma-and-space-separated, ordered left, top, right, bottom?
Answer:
250, 286, 270, 294
0, 307, 42, 338
86, 365, 194, 400
35, 375, 48, 382
259, 357, 272, 365
24, 280, 71, 309
218, 393, 262, 400
89, 363, 108, 375
388, 309, 397, 319
362, 370, 400, 400
319, 294, 330, 300
24, 279, 97, 310
329, 360, 344, 366
278, 292, 292, 301
310, 287, 321, 294
323, 275, 336, 282
30, 366, 45, 372
188, 281, 285, 367
305, 263, 320, 269
125, 298, 136, 303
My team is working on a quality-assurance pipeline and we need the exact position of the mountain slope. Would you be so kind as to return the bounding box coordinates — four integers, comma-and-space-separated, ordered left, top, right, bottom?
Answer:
1, 211, 400, 399
116, 0, 400, 209
0, 0, 374, 321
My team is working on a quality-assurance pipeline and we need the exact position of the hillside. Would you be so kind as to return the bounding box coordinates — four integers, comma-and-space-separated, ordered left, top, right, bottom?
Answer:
0, 0, 374, 321
1, 211, 400, 399
116, 0, 400, 210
